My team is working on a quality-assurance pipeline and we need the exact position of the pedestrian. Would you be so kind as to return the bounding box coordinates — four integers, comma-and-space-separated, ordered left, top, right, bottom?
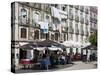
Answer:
40, 54, 46, 70
50, 54, 55, 68
61, 54, 66, 65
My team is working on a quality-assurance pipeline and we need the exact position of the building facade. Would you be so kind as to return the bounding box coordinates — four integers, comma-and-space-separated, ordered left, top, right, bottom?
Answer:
11, 2, 97, 70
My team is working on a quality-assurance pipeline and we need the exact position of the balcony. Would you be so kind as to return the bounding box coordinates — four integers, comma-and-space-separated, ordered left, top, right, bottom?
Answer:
85, 20, 89, 25
68, 14, 73, 20
75, 29, 79, 34
62, 27, 68, 33
32, 20, 40, 28
75, 6, 79, 9
49, 26, 53, 31
68, 27, 74, 34
75, 16, 79, 22
90, 17, 93, 22
90, 27, 96, 33
80, 6, 84, 12
85, 8, 89, 14
69, 5, 73, 8
85, 31, 89, 36
94, 19, 97, 24
19, 17, 30, 25
80, 18, 84, 24
80, 29, 84, 35
33, 23, 40, 29
90, 17, 97, 24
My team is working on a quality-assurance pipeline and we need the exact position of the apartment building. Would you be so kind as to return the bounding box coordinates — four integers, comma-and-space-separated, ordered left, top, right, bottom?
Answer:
11, 2, 97, 70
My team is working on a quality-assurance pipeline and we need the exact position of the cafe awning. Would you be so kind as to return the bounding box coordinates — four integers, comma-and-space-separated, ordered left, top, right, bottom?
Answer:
82, 45, 97, 50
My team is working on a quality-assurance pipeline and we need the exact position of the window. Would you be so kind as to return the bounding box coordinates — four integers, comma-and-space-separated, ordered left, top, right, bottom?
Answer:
71, 34, 73, 40
34, 13, 39, 23
81, 36, 83, 43
45, 15, 49, 22
55, 33, 59, 41
80, 12, 83, 18
62, 5, 66, 11
20, 49, 27, 60
21, 8, 27, 17
51, 34, 54, 41
34, 30, 39, 40
40, 32, 49, 40
20, 8, 27, 24
21, 28, 27, 38
64, 33, 66, 41
55, 4, 58, 8
76, 35, 78, 42
75, 23, 78, 33
68, 33, 73, 41
19, 49, 33, 60
69, 7, 73, 14
75, 9, 78, 15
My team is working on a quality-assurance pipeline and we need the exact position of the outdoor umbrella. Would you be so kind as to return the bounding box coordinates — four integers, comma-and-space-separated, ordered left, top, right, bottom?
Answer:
38, 39, 67, 48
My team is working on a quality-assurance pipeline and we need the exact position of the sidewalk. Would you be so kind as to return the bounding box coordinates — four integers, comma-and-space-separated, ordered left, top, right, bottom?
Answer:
57, 61, 97, 71
14, 61, 97, 73
15, 63, 74, 73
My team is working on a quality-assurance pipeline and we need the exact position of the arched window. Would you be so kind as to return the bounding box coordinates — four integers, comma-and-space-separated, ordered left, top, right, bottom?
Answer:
21, 8, 27, 18
20, 8, 27, 24
33, 12, 40, 23
21, 28, 27, 38
45, 15, 49, 22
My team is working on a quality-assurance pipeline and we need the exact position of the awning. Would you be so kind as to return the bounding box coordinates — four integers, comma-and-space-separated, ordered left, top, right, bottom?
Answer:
82, 45, 97, 50
36, 47, 45, 51
62, 41, 82, 48
48, 47, 62, 51
62, 41, 73, 47
19, 42, 29, 46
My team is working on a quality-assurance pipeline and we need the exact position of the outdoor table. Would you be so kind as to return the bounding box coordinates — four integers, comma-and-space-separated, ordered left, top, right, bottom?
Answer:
19, 59, 32, 69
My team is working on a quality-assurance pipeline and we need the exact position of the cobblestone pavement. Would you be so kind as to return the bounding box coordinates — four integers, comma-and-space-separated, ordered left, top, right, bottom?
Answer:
57, 61, 97, 71
15, 61, 97, 73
